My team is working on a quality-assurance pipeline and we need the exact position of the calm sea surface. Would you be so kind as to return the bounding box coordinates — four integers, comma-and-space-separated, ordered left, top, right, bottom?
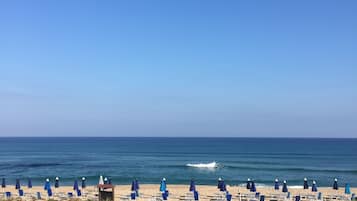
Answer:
0, 137, 356, 186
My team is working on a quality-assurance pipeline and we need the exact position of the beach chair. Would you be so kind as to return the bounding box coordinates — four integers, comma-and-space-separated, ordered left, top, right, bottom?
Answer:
5, 192, 11, 199
77, 189, 82, 197
18, 189, 24, 196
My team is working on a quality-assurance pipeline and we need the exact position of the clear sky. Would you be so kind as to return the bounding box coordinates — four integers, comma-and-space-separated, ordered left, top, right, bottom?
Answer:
0, 1, 356, 137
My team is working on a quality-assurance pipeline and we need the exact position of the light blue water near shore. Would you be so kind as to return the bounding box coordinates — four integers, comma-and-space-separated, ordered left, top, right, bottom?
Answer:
0, 137, 356, 186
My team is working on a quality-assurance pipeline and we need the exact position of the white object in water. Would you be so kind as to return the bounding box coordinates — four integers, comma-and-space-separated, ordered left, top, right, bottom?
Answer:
186, 162, 217, 168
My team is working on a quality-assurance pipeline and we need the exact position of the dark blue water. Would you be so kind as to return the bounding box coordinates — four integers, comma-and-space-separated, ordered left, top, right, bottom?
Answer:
0, 137, 356, 186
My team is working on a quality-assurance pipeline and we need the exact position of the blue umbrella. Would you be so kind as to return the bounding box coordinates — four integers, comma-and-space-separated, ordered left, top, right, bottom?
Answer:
312, 181, 317, 192
28, 178, 32, 189
73, 180, 79, 191
160, 178, 167, 192
303, 178, 308, 189
1, 178, 5, 188
189, 180, 196, 192
135, 179, 139, 190
274, 179, 279, 190
44, 178, 51, 190
55, 177, 59, 188
282, 180, 288, 193
82, 177, 86, 189
131, 180, 136, 191
333, 178, 338, 190
219, 179, 226, 191
108, 178, 112, 185
15, 179, 20, 190
250, 181, 256, 192
246, 178, 251, 189
345, 183, 351, 194
217, 178, 223, 189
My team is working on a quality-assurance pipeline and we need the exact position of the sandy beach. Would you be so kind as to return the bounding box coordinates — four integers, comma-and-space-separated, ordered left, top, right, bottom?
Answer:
1, 184, 355, 201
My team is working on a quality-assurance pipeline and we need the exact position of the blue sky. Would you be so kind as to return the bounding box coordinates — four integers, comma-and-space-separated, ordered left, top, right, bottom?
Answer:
0, 1, 356, 137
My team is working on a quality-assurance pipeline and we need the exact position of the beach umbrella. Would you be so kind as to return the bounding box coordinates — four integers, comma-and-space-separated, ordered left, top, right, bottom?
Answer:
333, 178, 338, 190
345, 183, 351, 194
274, 178, 279, 190
250, 181, 256, 192
312, 181, 317, 192
160, 178, 167, 192
104, 177, 108, 184
282, 180, 288, 193
28, 178, 32, 189
221, 181, 226, 192
217, 178, 223, 189
135, 179, 139, 190
1, 178, 5, 188
15, 179, 20, 189
246, 178, 251, 189
73, 180, 79, 191
108, 178, 112, 185
303, 178, 308, 189
189, 179, 196, 192
55, 177, 59, 188
99, 175, 104, 185
44, 178, 51, 190
131, 180, 136, 191
81, 177, 86, 189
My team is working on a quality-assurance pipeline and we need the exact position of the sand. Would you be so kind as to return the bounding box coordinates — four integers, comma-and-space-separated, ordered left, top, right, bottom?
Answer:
1, 185, 355, 201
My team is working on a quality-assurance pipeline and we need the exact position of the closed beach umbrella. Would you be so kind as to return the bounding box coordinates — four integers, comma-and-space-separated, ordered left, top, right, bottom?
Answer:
44, 178, 51, 190
73, 180, 79, 191
246, 178, 251, 189
274, 179, 279, 190
303, 178, 309, 189
217, 178, 223, 189
55, 177, 59, 188
282, 180, 288, 193
221, 180, 226, 192
345, 183, 351, 194
104, 177, 108, 184
333, 178, 338, 190
160, 178, 167, 192
108, 178, 112, 185
312, 181, 317, 192
189, 179, 196, 192
28, 178, 32, 189
250, 181, 256, 192
1, 178, 5, 188
81, 177, 86, 189
135, 179, 139, 190
131, 180, 136, 191
99, 175, 104, 185
15, 179, 20, 189
44, 178, 50, 190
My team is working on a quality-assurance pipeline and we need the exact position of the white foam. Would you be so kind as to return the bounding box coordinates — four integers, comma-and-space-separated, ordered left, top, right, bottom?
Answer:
186, 162, 218, 168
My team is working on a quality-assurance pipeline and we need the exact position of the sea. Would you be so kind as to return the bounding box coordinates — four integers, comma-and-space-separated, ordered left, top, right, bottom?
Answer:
0, 137, 356, 187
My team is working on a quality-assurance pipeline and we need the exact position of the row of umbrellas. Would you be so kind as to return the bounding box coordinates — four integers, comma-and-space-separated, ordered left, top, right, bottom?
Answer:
1, 177, 87, 190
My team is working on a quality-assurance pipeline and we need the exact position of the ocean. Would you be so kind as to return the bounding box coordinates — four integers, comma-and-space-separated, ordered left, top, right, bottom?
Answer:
0, 137, 356, 187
